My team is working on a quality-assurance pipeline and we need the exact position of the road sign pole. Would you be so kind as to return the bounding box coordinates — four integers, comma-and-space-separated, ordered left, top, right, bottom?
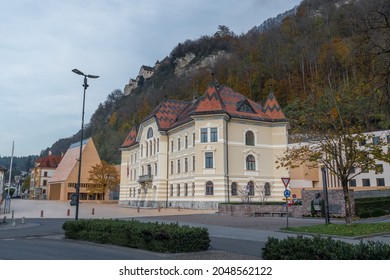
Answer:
282, 178, 291, 228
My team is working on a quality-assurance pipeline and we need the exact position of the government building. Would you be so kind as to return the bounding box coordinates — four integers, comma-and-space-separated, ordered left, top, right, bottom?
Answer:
119, 81, 289, 209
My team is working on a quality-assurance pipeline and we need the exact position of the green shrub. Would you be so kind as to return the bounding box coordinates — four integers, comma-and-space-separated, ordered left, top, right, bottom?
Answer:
62, 219, 210, 253
262, 235, 390, 260
355, 197, 390, 218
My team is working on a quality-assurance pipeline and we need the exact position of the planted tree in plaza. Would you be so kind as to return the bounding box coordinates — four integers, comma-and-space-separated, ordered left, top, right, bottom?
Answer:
277, 86, 389, 225
87, 161, 120, 199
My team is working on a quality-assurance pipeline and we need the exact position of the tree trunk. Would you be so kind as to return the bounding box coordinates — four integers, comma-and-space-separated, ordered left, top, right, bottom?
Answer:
341, 181, 353, 224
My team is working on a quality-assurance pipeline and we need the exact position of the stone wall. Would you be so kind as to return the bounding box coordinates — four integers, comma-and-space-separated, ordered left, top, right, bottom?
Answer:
218, 188, 355, 218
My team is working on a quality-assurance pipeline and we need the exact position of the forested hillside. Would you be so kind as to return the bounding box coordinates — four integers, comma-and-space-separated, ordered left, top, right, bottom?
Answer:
41, 0, 390, 164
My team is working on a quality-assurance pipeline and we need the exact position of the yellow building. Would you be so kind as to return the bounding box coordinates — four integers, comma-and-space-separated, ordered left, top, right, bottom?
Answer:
119, 82, 289, 209
48, 138, 102, 201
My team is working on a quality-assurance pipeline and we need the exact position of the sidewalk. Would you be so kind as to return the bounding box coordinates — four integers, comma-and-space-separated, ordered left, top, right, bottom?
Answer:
0, 199, 216, 220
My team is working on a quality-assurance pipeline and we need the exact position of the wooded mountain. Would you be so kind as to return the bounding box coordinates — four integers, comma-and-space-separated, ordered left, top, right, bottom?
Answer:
41, 0, 390, 164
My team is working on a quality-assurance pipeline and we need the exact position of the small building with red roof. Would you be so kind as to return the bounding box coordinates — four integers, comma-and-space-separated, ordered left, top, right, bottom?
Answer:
119, 81, 289, 209
30, 152, 62, 199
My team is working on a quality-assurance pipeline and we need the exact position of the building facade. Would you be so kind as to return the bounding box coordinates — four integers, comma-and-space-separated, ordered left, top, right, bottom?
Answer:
119, 82, 289, 209
30, 153, 62, 199
289, 130, 390, 194
48, 138, 102, 201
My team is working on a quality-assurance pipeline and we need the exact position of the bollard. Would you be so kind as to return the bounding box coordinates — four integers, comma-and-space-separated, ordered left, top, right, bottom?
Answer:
2, 216, 6, 223
12, 210, 14, 219
137, 207, 140, 213
12, 219, 16, 227
92, 208, 95, 215
178, 206, 181, 212
21, 217, 25, 224
67, 209, 70, 216
158, 207, 161, 212
40, 210, 44, 217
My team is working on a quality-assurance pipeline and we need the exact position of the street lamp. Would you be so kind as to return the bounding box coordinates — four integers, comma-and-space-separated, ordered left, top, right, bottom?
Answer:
72, 68, 99, 220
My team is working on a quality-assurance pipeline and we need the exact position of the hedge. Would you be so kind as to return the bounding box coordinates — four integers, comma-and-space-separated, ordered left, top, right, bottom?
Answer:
262, 235, 390, 260
62, 219, 210, 253
355, 196, 390, 218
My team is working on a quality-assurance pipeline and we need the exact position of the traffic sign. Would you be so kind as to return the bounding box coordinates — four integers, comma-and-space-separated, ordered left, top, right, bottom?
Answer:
281, 177, 290, 188
284, 189, 291, 198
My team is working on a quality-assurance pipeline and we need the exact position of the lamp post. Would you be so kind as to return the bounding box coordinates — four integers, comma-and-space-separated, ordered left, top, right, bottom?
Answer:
321, 166, 331, 224
72, 68, 99, 220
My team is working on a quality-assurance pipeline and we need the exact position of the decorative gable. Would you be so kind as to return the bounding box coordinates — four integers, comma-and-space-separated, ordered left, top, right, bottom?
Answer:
236, 99, 256, 113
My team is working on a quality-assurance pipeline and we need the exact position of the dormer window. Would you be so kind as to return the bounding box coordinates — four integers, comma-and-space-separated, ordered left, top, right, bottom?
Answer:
237, 100, 255, 113
147, 127, 153, 138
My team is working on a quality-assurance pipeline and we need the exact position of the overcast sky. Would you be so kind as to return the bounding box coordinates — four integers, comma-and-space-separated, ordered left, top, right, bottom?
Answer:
0, 0, 301, 157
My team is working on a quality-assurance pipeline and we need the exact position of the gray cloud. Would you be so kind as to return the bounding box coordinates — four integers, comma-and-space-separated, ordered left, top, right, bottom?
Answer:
0, 0, 301, 156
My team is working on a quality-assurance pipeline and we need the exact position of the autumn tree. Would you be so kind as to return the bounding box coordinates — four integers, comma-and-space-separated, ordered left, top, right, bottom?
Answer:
277, 87, 389, 225
87, 161, 120, 199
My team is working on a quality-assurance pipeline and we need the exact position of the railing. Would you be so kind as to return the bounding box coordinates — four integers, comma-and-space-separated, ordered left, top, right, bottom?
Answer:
138, 174, 153, 183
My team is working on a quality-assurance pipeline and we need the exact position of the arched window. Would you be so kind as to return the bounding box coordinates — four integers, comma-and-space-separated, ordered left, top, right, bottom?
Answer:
147, 127, 153, 138
264, 182, 271, 196
245, 131, 255, 146
149, 140, 152, 156
246, 155, 256, 170
206, 181, 214, 195
247, 181, 254, 196
231, 182, 238, 196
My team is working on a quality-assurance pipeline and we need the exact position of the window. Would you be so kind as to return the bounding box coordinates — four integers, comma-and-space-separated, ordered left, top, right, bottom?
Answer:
205, 152, 213, 168
171, 140, 174, 152
362, 179, 370, 187
193, 133, 196, 146
247, 181, 255, 196
170, 161, 173, 174
157, 138, 159, 152
231, 182, 238, 196
387, 135, 390, 144
43, 180, 47, 186
141, 166, 144, 176
377, 178, 385, 186
184, 183, 188, 196
177, 159, 180, 173
141, 145, 143, 157
185, 158, 188, 172
246, 155, 256, 170
206, 181, 214, 195
201, 128, 208, 142
146, 142, 148, 157
170, 184, 173, 196
185, 136, 188, 149
264, 182, 271, 196
373, 136, 380, 145
149, 140, 152, 156
349, 179, 356, 187
147, 127, 153, 138
210, 128, 218, 142
177, 184, 180, 196
178, 138, 181, 151
375, 164, 384, 174
245, 131, 255, 146
154, 163, 157, 175
44, 171, 48, 177
192, 156, 195, 171
147, 165, 151, 175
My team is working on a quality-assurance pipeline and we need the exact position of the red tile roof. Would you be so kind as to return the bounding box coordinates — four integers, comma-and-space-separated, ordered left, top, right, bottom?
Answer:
36, 155, 62, 168
121, 82, 287, 148
263, 91, 286, 119
121, 126, 138, 148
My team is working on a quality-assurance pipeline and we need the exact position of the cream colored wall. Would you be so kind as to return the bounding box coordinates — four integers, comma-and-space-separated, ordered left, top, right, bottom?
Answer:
227, 119, 288, 203
119, 115, 289, 208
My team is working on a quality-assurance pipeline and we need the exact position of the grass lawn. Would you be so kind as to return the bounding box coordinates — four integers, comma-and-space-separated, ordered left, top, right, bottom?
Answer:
282, 222, 390, 237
